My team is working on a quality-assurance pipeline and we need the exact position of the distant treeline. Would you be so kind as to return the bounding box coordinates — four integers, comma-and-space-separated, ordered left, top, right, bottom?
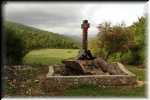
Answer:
3, 21, 80, 64
4, 21, 79, 50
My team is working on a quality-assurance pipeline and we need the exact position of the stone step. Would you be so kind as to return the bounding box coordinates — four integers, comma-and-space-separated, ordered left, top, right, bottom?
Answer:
46, 66, 54, 77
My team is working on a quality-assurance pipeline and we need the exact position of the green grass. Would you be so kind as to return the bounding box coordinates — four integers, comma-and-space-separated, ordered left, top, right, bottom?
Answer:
126, 65, 145, 81
23, 49, 79, 65
64, 84, 146, 97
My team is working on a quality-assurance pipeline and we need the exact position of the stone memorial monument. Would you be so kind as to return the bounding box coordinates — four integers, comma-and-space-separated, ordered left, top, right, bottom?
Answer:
45, 20, 137, 90
58, 20, 134, 76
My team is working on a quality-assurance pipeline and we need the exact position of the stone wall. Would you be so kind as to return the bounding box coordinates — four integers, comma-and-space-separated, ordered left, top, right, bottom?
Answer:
44, 75, 136, 90
43, 62, 137, 91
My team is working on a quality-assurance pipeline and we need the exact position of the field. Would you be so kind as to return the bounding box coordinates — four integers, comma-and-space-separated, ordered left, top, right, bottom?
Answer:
23, 49, 79, 65
22, 49, 146, 97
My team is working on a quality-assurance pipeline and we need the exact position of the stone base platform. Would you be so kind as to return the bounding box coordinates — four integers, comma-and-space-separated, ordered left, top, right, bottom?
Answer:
45, 62, 137, 90
44, 75, 136, 91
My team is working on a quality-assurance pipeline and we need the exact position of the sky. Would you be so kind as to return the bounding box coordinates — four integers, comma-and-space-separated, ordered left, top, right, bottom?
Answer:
3, 2, 147, 37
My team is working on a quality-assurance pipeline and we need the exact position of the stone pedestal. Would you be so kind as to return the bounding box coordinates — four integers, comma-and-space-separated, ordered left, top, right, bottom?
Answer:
61, 57, 128, 75
77, 49, 95, 60
46, 62, 137, 90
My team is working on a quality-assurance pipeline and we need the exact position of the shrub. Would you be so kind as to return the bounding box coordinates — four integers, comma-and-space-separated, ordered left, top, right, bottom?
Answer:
120, 50, 133, 64
5, 27, 28, 64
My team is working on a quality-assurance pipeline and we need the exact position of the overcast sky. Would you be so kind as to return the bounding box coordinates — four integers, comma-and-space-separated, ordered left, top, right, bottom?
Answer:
3, 2, 147, 37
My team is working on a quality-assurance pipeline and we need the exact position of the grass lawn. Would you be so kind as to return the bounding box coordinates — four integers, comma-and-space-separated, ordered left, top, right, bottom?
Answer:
23, 49, 79, 65
23, 49, 146, 97
64, 84, 146, 97
127, 65, 145, 81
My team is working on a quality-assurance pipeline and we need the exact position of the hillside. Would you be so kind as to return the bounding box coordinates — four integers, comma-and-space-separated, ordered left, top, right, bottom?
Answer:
3, 21, 80, 50
65, 34, 82, 43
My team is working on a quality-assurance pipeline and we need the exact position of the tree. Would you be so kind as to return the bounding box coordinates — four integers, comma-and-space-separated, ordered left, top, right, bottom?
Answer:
97, 22, 134, 60
5, 27, 28, 64
128, 16, 146, 65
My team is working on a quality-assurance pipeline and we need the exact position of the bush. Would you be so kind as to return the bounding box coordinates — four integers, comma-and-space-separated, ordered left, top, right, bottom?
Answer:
120, 51, 133, 64
129, 16, 146, 65
5, 27, 28, 64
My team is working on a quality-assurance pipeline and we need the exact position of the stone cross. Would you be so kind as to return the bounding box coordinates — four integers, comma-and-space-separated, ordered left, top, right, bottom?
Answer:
81, 20, 90, 52
77, 20, 93, 60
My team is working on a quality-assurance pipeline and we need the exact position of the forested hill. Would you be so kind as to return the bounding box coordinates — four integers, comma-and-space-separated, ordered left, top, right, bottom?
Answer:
4, 21, 80, 50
